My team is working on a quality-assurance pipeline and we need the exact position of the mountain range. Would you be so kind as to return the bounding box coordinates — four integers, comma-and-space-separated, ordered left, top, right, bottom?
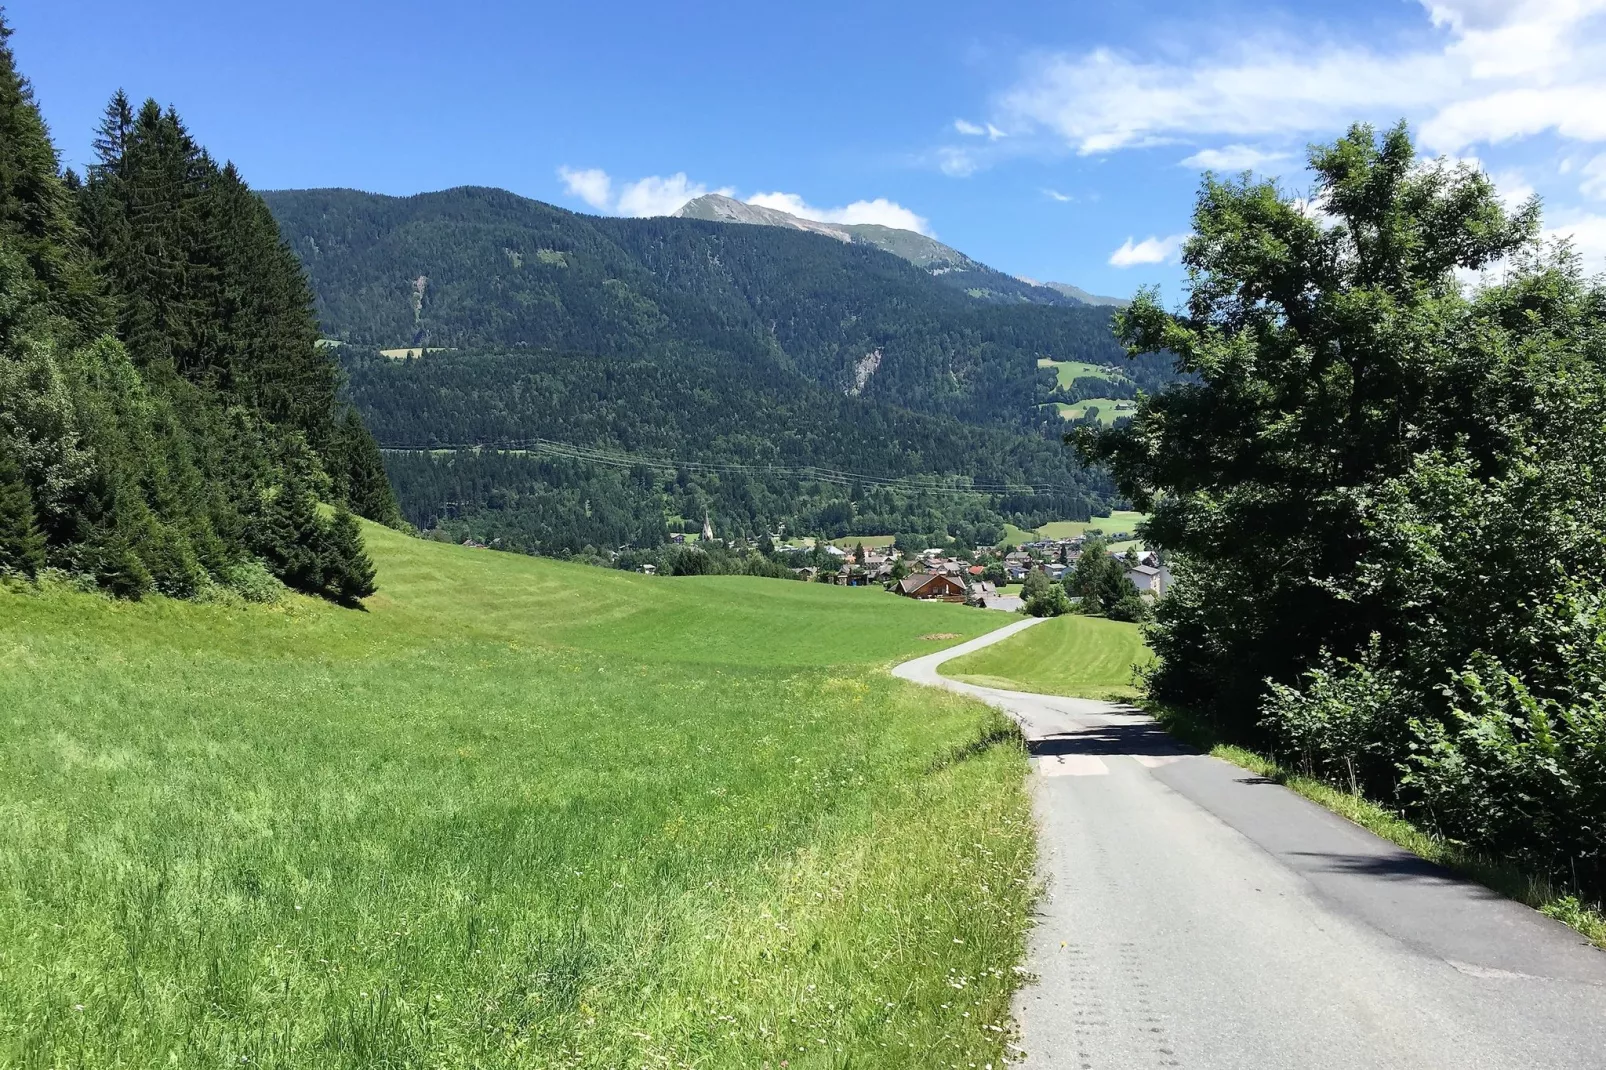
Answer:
263, 185, 1172, 552
673, 193, 1127, 308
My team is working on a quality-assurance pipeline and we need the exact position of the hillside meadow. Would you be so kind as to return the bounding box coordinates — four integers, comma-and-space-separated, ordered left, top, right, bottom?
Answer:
0, 525, 1036, 1069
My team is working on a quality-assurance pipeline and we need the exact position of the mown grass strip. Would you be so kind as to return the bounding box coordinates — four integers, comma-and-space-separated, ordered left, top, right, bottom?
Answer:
1151, 705, 1606, 950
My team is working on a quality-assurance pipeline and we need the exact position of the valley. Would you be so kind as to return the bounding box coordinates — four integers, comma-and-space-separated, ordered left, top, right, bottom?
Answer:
263, 186, 1174, 556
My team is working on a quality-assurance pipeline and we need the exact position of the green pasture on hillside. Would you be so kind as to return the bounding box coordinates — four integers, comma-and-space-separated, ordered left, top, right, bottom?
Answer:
1036, 358, 1123, 390
829, 534, 897, 550
939, 614, 1155, 701
0, 526, 1034, 1069
1036, 511, 1149, 541
1054, 397, 1139, 425
999, 523, 1040, 547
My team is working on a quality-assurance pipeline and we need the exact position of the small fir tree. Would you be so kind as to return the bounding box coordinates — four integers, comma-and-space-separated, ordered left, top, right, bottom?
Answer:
0, 452, 45, 577
321, 504, 377, 601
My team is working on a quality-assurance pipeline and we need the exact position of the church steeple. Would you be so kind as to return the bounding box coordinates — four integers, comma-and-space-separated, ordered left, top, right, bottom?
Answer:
702, 510, 714, 542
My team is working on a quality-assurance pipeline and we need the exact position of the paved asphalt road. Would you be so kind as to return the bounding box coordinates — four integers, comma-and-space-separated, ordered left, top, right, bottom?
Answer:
894, 620, 1606, 1070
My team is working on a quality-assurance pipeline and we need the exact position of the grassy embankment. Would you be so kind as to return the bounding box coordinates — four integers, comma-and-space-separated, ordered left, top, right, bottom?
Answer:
938, 614, 1154, 701
0, 525, 1036, 1068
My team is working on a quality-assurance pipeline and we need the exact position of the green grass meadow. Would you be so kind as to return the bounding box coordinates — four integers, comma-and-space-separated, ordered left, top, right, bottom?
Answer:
1052, 398, 1139, 425
1034, 512, 1148, 542
939, 614, 1154, 701
1036, 358, 1123, 390
0, 526, 1036, 1068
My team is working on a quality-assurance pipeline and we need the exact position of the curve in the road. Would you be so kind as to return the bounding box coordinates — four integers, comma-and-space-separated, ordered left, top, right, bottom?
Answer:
895, 620, 1606, 1070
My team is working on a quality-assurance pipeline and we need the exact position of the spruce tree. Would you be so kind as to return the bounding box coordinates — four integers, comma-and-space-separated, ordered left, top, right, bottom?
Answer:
321, 504, 377, 601
0, 451, 44, 577
253, 473, 326, 593
0, 12, 102, 329
329, 406, 400, 524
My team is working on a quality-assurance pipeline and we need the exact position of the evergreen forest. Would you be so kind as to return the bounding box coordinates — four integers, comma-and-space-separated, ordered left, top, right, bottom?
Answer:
264, 186, 1174, 550
0, 17, 394, 601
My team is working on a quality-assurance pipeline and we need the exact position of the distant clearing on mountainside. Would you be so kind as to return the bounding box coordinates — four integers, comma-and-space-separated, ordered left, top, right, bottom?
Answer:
830, 534, 898, 549
1037, 357, 1125, 389
1036, 511, 1148, 540
1055, 397, 1140, 424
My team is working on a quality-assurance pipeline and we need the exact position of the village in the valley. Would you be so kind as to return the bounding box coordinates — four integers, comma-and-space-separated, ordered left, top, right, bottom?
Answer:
660, 515, 1170, 612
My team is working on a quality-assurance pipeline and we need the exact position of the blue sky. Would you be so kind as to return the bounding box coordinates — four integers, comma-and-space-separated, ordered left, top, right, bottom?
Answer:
11, 0, 1606, 300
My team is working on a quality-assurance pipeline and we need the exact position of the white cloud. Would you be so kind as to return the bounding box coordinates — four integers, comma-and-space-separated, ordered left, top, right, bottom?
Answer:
1545, 212, 1606, 271
1109, 233, 1189, 267
1043, 188, 1074, 202
1580, 153, 1606, 199
936, 146, 980, 177
556, 167, 933, 235
556, 167, 731, 217
615, 174, 728, 217
997, 1, 1606, 156
1489, 169, 1537, 211
558, 166, 612, 210
747, 191, 933, 235
954, 118, 1007, 140
1180, 144, 1289, 171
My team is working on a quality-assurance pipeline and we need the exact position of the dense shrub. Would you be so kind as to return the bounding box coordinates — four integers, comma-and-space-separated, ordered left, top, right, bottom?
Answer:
1081, 121, 1606, 900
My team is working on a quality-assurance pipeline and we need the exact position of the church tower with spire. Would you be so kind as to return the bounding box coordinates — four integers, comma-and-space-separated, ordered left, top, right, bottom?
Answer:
701, 510, 714, 542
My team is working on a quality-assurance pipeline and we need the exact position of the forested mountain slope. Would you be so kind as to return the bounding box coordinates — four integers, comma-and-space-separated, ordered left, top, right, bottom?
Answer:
0, 18, 392, 601
264, 186, 1172, 425
348, 345, 1114, 553
263, 185, 1171, 552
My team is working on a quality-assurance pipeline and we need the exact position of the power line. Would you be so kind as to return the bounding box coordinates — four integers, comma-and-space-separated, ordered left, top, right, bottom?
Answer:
379, 438, 1082, 495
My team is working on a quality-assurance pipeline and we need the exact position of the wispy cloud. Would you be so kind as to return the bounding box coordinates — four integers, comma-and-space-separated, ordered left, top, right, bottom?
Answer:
557, 167, 731, 216
936, 146, 980, 177
1545, 212, 1606, 267
747, 191, 933, 234
557, 167, 613, 210
1043, 188, 1074, 202
1109, 233, 1188, 267
1179, 144, 1289, 171
954, 118, 1007, 140
1580, 153, 1606, 199
997, 1, 1606, 156
557, 167, 933, 234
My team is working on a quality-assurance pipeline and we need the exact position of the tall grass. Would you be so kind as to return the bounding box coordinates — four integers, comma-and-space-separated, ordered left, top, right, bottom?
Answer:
0, 527, 1034, 1067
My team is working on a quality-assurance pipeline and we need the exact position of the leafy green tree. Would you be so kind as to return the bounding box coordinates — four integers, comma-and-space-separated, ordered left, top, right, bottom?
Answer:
1021, 575, 1072, 616
1080, 122, 1606, 897
1080, 122, 1540, 727
1065, 537, 1111, 601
